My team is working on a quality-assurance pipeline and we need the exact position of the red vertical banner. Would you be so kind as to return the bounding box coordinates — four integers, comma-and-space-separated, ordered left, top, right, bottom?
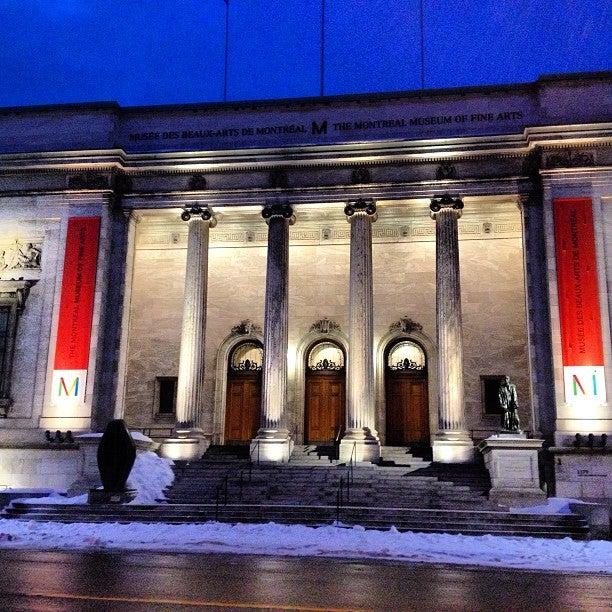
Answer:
51, 217, 101, 406
553, 198, 606, 404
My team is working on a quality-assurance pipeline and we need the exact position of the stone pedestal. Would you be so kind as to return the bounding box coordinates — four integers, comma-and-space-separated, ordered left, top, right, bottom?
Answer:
158, 431, 210, 461
478, 434, 545, 506
251, 203, 295, 461
88, 488, 137, 504
430, 195, 473, 464
341, 200, 380, 463
250, 436, 294, 464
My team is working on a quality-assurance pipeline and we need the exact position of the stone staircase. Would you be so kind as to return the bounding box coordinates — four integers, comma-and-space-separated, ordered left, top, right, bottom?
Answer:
1, 501, 590, 538
0, 445, 591, 538
166, 460, 492, 511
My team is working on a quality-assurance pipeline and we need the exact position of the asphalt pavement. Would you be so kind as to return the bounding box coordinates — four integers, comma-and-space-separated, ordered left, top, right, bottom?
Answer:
0, 549, 609, 611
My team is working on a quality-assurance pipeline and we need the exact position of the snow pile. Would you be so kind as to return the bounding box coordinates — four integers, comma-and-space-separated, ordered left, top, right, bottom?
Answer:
127, 451, 174, 504
19, 493, 87, 505
16, 451, 174, 505
510, 498, 584, 515
129, 431, 155, 443
0, 520, 609, 573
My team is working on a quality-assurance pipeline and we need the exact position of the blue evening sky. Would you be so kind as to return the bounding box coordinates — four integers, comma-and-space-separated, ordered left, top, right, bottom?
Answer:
0, 0, 610, 107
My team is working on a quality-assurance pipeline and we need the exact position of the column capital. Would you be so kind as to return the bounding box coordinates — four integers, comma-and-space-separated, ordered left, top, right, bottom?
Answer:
262, 202, 295, 225
180, 205, 217, 227
344, 199, 377, 222
430, 194, 464, 219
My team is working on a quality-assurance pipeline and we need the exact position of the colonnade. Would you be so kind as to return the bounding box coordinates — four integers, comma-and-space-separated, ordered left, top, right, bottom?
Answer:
162, 195, 474, 463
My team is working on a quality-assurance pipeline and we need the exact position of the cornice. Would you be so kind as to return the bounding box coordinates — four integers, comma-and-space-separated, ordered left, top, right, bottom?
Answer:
0, 125, 609, 175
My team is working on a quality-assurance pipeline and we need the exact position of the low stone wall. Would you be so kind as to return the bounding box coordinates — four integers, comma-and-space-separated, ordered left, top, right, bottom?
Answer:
550, 448, 611, 503
0, 447, 80, 490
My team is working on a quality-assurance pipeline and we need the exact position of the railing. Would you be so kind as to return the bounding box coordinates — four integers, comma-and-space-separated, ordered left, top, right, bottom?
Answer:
332, 426, 344, 461
335, 440, 357, 522
347, 440, 356, 487
214, 473, 229, 521
238, 462, 254, 501
250, 439, 261, 466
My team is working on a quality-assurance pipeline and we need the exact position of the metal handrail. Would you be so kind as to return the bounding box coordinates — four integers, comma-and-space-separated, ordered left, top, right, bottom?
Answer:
347, 441, 356, 487
333, 425, 344, 461
335, 476, 345, 523
249, 439, 261, 466
214, 473, 230, 520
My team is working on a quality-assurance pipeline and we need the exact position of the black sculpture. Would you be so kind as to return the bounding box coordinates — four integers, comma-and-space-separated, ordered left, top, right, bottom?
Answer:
97, 419, 136, 493
499, 375, 521, 433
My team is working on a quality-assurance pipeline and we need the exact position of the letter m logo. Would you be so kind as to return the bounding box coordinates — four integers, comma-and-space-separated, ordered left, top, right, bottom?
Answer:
311, 120, 328, 135
564, 366, 607, 404
58, 376, 79, 397
51, 369, 87, 406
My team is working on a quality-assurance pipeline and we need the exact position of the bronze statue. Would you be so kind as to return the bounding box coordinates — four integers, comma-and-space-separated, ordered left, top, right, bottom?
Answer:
499, 375, 521, 433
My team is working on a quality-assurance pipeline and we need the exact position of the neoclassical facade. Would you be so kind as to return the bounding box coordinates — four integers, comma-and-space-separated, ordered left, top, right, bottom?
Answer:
0, 72, 610, 496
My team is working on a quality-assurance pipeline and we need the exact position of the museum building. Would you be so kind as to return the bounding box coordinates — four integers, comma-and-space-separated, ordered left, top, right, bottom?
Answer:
0, 72, 610, 503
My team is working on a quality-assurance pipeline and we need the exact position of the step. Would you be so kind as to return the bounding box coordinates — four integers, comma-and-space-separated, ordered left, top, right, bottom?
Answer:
2, 503, 589, 539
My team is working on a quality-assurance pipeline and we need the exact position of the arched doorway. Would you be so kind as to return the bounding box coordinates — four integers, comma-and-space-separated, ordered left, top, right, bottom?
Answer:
304, 341, 346, 444
385, 339, 429, 446
224, 341, 263, 444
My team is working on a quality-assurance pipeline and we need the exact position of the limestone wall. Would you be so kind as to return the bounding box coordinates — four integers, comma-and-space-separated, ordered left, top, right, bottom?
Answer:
0, 206, 61, 430
123, 203, 531, 443
125, 204, 530, 435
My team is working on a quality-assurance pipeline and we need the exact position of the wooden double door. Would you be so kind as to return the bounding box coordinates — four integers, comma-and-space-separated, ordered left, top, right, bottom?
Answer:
305, 370, 345, 444
385, 371, 429, 445
224, 371, 261, 444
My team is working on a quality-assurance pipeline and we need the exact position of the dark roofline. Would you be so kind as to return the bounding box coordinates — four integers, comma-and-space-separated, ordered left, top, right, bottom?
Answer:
0, 70, 610, 116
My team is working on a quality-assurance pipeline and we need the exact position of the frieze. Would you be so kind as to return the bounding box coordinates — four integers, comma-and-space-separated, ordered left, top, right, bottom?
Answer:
135, 218, 521, 249
0, 241, 42, 281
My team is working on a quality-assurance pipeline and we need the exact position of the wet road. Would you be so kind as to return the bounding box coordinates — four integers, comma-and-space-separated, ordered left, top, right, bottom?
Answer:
0, 550, 609, 611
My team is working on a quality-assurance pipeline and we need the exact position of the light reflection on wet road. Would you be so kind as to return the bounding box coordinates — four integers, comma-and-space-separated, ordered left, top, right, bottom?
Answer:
0, 549, 609, 611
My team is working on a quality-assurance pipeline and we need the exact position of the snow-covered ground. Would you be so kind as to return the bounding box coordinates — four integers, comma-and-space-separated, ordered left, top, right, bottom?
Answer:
3, 450, 610, 573
0, 518, 609, 573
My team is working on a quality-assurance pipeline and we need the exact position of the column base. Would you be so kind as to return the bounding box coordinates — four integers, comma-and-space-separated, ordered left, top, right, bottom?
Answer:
159, 429, 210, 461
339, 430, 380, 463
432, 434, 474, 464
250, 431, 293, 463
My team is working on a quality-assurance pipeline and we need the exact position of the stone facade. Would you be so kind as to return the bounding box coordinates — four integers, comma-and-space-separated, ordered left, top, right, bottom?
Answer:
0, 72, 609, 500
122, 201, 531, 444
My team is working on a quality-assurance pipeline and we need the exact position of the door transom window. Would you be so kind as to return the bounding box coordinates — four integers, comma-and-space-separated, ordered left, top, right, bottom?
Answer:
230, 342, 263, 371
307, 341, 344, 371
387, 340, 426, 371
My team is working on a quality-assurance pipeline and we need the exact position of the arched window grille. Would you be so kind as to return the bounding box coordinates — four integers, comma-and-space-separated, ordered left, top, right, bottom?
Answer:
307, 341, 344, 371
230, 342, 263, 371
387, 340, 426, 371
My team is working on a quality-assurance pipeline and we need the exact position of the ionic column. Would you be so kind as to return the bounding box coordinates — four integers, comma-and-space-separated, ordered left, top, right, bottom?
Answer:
160, 205, 215, 460
430, 194, 473, 463
251, 202, 295, 462
340, 199, 380, 463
